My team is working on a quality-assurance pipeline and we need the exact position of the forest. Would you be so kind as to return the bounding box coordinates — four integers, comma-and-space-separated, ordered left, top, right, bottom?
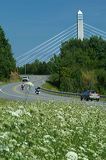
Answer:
19, 36, 106, 94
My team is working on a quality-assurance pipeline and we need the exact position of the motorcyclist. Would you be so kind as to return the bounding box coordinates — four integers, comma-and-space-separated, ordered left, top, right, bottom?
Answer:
35, 87, 40, 94
21, 83, 25, 90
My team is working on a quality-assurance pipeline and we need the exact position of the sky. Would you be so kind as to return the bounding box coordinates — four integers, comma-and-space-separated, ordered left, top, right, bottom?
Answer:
0, 0, 106, 58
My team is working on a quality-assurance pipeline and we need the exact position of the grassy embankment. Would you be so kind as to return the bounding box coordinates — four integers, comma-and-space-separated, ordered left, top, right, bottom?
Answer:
42, 81, 59, 91
0, 99, 106, 160
0, 72, 21, 86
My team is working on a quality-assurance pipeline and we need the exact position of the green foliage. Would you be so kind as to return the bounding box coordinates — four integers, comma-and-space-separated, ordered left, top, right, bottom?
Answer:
47, 55, 61, 88
49, 36, 106, 94
96, 69, 106, 93
0, 26, 16, 80
18, 60, 50, 75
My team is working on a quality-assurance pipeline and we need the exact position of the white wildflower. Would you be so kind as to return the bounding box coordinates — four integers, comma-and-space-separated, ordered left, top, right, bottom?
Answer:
83, 158, 89, 160
18, 105, 24, 109
0, 132, 9, 139
24, 111, 31, 117
5, 146, 10, 152
16, 151, 22, 156
38, 146, 48, 152
90, 106, 93, 108
66, 151, 78, 160
43, 135, 56, 143
9, 109, 23, 117
0, 145, 10, 152
44, 135, 51, 139
8, 108, 31, 117
79, 146, 86, 152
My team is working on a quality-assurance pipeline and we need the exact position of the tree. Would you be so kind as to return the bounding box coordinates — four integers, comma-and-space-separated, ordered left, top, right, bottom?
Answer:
48, 55, 61, 88
49, 36, 106, 94
0, 26, 16, 80
18, 59, 50, 75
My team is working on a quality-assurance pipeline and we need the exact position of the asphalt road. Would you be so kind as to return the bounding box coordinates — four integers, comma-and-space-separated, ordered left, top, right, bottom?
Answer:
0, 75, 106, 107
0, 75, 74, 102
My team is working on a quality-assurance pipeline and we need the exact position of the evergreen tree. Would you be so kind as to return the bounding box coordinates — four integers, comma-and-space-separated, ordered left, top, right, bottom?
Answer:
0, 26, 16, 79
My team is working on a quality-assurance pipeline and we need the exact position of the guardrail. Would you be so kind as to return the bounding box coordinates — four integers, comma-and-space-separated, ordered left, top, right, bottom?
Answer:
41, 87, 80, 97
100, 95, 106, 98
41, 87, 106, 99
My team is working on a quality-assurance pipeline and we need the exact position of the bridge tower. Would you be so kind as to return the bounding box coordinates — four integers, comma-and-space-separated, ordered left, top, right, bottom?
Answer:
77, 10, 84, 40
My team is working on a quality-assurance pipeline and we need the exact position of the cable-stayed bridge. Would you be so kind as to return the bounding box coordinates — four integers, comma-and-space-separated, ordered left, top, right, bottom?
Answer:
16, 11, 106, 67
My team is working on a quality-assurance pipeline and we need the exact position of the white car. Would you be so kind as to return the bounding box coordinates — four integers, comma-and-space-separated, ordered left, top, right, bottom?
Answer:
22, 76, 29, 82
89, 91, 100, 101
81, 90, 100, 101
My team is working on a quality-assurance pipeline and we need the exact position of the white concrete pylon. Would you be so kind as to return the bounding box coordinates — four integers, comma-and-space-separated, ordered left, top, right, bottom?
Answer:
77, 10, 84, 40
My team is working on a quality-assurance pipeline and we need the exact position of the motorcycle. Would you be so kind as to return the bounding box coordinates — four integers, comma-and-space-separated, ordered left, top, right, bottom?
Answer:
21, 84, 25, 90
35, 87, 40, 94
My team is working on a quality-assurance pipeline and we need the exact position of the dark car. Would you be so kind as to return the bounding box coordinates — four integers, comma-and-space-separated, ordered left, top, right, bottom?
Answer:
80, 90, 100, 101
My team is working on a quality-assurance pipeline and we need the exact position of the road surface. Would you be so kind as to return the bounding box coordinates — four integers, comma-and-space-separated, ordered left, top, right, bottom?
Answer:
0, 75, 106, 108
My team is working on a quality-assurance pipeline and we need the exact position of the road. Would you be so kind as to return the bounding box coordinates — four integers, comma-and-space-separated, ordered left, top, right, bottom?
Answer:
0, 75, 72, 102
0, 75, 106, 107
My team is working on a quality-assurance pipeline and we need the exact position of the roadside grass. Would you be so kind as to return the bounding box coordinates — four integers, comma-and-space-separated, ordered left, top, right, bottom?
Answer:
101, 97, 106, 102
0, 99, 106, 160
42, 81, 59, 91
0, 79, 21, 86
41, 82, 80, 100
0, 81, 8, 86
0, 81, 18, 86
